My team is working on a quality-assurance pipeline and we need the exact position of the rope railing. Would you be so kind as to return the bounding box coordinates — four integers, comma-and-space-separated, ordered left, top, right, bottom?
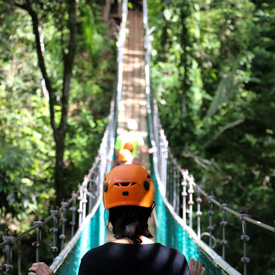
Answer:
143, 1, 274, 275
0, 191, 79, 274
0, 127, 114, 274
164, 153, 274, 274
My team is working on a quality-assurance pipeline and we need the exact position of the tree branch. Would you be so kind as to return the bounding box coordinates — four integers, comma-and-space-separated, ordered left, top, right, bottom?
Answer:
203, 119, 245, 149
182, 150, 215, 171
59, 0, 77, 133
15, 0, 57, 132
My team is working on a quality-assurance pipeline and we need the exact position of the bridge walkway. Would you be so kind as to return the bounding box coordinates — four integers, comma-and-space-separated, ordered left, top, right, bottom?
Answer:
107, 8, 155, 242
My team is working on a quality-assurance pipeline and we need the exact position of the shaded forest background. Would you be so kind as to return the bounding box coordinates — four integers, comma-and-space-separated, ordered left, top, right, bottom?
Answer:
0, 0, 274, 274
148, 0, 274, 274
0, 0, 116, 230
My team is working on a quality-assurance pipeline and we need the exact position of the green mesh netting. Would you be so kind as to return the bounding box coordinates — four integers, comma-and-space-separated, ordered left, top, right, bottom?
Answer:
56, 202, 106, 275
151, 163, 231, 275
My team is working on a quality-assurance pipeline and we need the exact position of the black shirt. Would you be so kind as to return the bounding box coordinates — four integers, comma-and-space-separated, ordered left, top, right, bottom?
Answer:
78, 242, 190, 275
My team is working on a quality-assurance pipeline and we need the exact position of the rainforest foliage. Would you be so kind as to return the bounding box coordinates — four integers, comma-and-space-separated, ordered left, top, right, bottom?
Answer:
0, 0, 274, 274
0, 0, 116, 231
148, 0, 274, 274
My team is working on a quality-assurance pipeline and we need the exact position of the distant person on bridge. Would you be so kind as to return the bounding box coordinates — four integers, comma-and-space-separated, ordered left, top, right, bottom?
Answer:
115, 119, 155, 164
113, 148, 141, 166
29, 165, 205, 275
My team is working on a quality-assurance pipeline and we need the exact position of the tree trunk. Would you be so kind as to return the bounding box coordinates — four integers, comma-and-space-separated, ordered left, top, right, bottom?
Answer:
180, 6, 189, 117
16, 0, 77, 205
55, 133, 65, 204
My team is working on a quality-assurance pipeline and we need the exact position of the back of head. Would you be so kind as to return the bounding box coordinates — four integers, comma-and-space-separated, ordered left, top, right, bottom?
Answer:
126, 119, 138, 131
103, 164, 155, 243
109, 205, 153, 243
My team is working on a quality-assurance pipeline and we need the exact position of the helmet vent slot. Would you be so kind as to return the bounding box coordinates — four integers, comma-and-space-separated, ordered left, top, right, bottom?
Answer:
131, 182, 137, 186
104, 183, 108, 192
114, 183, 119, 186
144, 181, 150, 191
147, 174, 151, 179
121, 182, 130, 187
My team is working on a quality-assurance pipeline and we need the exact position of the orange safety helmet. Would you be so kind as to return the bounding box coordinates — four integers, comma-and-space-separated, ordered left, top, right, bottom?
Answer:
118, 149, 132, 162
123, 142, 134, 152
103, 164, 155, 209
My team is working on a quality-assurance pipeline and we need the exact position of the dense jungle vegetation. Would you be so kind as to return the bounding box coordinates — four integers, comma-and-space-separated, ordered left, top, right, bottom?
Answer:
148, 0, 274, 274
0, 0, 116, 231
0, 0, 274, 274
0, 0, 116, 272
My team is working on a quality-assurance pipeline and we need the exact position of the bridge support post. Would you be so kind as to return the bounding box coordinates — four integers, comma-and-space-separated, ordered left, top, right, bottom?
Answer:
188, 175, 194, 229
160, 140, 168, 194
196, 189, 202, 239
59, 200, 69, 251
173, 167, 177, 210
220, 202, 228, 259
181, 169, 188, 224
240, 208, 250, 275
0, 229, 16, 274
167, 159, 171, 202
32, 216, 44, 262
82, 189, 88, 221
207, 194, 215, 248
78, 185, 84, 227
50, 207, 59, 258
177, 167, 180, 214
88, 173, 96, 213
169, 159, 173, 203
70, 191, 78, 238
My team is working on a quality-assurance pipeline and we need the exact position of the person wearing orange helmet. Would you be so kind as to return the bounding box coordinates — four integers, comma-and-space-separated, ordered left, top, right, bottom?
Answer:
78, 165, 205, 275
115, 119, 155, 164
29, 165, 205, 275
114, 148, 141, 166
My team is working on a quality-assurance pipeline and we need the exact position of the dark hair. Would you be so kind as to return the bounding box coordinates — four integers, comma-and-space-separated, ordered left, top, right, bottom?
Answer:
108, 204, 154, 244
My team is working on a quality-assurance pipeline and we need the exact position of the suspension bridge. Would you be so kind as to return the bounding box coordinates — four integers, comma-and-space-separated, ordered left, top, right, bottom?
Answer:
1, 1, 274, 275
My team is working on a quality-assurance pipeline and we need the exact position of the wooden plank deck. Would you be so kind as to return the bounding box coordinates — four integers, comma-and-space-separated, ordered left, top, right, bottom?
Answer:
117, 9, 149, 169
107, 8, 156, 242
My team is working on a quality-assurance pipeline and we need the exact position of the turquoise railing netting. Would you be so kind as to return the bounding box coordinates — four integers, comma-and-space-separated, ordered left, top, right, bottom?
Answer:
56, 202, 106, 275
151, 162, 232, 275
55, 166, 231, 275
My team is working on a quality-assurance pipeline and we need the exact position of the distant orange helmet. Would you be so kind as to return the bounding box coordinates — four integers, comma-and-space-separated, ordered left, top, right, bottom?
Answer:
103, 164, 155, 209
123, 142, 134, 152
118, 149, 132, 162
